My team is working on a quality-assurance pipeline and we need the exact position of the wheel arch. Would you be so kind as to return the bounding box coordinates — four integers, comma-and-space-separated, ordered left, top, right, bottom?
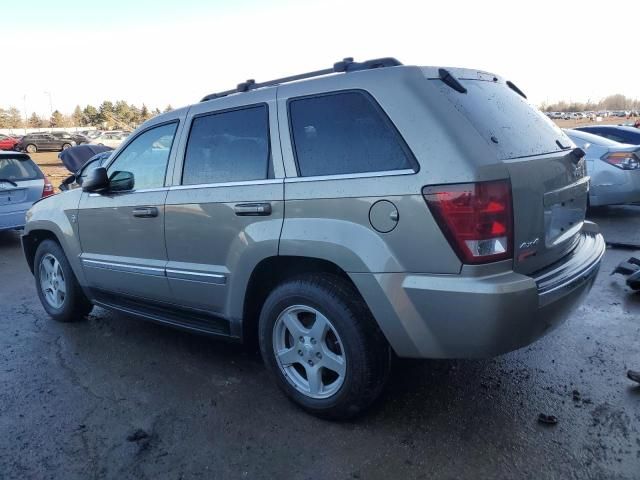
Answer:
239, 255, 360, 348
22, 229, 62, 274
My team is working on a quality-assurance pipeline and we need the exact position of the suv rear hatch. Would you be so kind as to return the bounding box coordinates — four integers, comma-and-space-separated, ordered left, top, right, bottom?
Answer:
424, 67, 588, 275
0, 155, 45, 213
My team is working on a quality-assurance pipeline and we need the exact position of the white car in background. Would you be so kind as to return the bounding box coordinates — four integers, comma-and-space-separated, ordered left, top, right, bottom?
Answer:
90, 132, 130, 149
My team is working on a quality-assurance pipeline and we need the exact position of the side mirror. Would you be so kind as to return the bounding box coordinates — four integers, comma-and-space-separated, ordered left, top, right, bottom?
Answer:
82, 167, 109, 192
109, 170, 135, 192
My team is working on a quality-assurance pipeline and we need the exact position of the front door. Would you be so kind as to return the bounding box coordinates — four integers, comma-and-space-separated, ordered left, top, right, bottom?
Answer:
77, 120, 181, 301
164, 89, 284, 320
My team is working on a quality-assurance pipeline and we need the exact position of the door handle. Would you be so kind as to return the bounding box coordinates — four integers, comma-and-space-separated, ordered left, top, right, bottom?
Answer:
132, 206, 158, 218
234, 203, 272, 216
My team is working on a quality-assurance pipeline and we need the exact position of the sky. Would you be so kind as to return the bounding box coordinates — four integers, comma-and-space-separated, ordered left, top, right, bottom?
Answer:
2, 0, 640, 117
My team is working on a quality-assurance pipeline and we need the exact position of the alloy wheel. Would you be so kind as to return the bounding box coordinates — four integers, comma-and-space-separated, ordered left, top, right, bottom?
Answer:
39, 253, 66, 309
272, 305, 346, 399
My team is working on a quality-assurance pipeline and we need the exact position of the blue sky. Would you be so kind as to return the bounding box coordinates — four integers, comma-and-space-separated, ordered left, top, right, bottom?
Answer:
3, 0, 639, 116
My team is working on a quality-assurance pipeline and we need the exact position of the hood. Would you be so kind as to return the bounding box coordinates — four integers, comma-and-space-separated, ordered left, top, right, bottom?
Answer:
58, 144, 113, 172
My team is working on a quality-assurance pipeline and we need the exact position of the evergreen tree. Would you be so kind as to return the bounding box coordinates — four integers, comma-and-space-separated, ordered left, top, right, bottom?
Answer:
72, 105, 84, 126
50, 110, 65, 127
28, 113, 45, 128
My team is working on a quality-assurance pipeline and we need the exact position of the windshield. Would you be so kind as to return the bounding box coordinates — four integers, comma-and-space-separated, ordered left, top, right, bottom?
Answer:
0, 156, 43, 181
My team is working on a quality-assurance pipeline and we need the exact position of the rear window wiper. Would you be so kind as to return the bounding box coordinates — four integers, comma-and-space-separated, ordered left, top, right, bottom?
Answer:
507, 80, 527, 99
0, 178, 18, 187
438, 68, 467, 94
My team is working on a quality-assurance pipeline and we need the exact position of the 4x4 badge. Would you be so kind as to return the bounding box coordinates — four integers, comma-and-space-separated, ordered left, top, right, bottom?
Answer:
519, 238, 539, 250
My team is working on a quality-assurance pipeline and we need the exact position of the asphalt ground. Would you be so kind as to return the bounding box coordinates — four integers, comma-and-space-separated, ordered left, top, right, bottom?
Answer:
0, 207, 639, 479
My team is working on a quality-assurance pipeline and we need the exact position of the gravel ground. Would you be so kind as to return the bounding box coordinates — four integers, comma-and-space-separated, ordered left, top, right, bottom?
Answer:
0, 209, 639, 479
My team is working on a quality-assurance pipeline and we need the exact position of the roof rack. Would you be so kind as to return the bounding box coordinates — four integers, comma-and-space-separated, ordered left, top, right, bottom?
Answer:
200, 57, 402, 102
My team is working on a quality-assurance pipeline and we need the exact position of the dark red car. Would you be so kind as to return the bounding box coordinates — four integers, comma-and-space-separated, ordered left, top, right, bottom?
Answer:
0, 134, 19, 151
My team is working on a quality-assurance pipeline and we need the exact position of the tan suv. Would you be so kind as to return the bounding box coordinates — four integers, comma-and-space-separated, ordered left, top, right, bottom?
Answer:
22, 58, 604, 418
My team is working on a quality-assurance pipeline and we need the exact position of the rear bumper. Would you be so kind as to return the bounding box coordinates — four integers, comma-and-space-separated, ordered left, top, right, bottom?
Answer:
0, 209, 28, 231
351, 224, 605, 359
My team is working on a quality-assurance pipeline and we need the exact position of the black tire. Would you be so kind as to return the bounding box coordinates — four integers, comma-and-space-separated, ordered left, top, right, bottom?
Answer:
61, 143, 72, 151
25, 144, 37, 153
34, 239, 93, 322
259, 273, 390, 420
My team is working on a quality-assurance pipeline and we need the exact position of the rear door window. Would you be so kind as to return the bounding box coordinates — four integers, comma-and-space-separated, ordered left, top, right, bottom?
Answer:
288, 91, 416, 177
0, 156, 43, 181
182, 105, 271, 185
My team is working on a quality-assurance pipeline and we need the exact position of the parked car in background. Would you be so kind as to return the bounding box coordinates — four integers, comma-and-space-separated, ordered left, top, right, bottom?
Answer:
15, 133, 75, 153
90, 131, 129, 148
0, 134, 19, 151
565, 129, 640, 206
22, 58, 605, 418
574, 125, 640, 145
52, 131, 89, 146
0, 151, 53, 231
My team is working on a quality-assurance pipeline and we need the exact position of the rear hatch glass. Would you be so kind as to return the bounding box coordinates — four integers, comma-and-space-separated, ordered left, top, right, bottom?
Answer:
427, 70, 571, 160
424, 68, 587, 275
0, 156, 43, 182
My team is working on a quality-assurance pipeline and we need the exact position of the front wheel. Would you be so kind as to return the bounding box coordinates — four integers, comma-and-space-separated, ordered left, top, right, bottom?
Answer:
34, 240, 93, 322
61, 143, 72, 150
259, 274, 390, 419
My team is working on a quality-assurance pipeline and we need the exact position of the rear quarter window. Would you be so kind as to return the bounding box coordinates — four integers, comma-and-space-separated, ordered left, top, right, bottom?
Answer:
288, 91, 417, 177
0, 157, 43, 181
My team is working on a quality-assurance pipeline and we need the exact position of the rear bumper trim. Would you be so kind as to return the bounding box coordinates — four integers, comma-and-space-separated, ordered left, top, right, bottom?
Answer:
533, 229, 605, 305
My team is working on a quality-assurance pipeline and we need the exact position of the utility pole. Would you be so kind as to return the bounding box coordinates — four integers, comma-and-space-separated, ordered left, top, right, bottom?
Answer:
22, 95, 27, 134
44, 91, 53, 117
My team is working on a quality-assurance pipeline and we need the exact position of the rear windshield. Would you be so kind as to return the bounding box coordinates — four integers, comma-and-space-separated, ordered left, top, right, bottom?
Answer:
0, 156, 43, 181
432, 77, 570, 160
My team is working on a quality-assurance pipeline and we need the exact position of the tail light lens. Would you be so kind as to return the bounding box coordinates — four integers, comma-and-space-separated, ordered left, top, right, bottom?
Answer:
423, 180, 513, 264
42, 176, 54, 198
602, 152, 640, 170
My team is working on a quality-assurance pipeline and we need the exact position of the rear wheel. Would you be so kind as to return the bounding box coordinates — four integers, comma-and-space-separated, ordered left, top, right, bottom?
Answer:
259, 274, 390, 419
25, 144, 37, 153
34, 240, 93, 322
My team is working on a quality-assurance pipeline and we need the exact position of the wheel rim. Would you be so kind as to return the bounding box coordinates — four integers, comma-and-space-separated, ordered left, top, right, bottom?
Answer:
272, 305, 346, 399
62, 143, 71, 150
39, 253, 66, 309
26, 145, 36, 153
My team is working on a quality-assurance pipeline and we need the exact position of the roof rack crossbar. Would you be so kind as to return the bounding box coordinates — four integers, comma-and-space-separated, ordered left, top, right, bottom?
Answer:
200, 57, 402, 102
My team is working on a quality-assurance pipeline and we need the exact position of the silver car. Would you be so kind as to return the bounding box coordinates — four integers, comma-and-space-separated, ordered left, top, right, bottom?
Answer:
0, 151, 53, 231
22, 58, 605, 418
564, 129, 640, 206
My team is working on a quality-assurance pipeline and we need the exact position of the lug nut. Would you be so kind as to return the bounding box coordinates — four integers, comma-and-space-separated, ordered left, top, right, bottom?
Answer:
299, 336, 304, 343
311, 338, 316, 345
298, 350, 303, 356
307, 360, 314, 366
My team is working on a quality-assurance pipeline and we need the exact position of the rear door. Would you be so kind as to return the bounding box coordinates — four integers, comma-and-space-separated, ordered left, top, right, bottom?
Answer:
77, 118, 182, 300
430, 70, 588, 274
164, 88, 284, 317
0, 155, 43, 229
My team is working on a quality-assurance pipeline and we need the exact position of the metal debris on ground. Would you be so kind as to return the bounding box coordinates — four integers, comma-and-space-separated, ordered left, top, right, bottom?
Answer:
611, 257, 640, 290
538, 413, 558, 425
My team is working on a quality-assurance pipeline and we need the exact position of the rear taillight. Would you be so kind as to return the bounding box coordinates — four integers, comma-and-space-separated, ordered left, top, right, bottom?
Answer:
42, 176, 54, 198
602, 152, 640, 170
423, 180, 513, 264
